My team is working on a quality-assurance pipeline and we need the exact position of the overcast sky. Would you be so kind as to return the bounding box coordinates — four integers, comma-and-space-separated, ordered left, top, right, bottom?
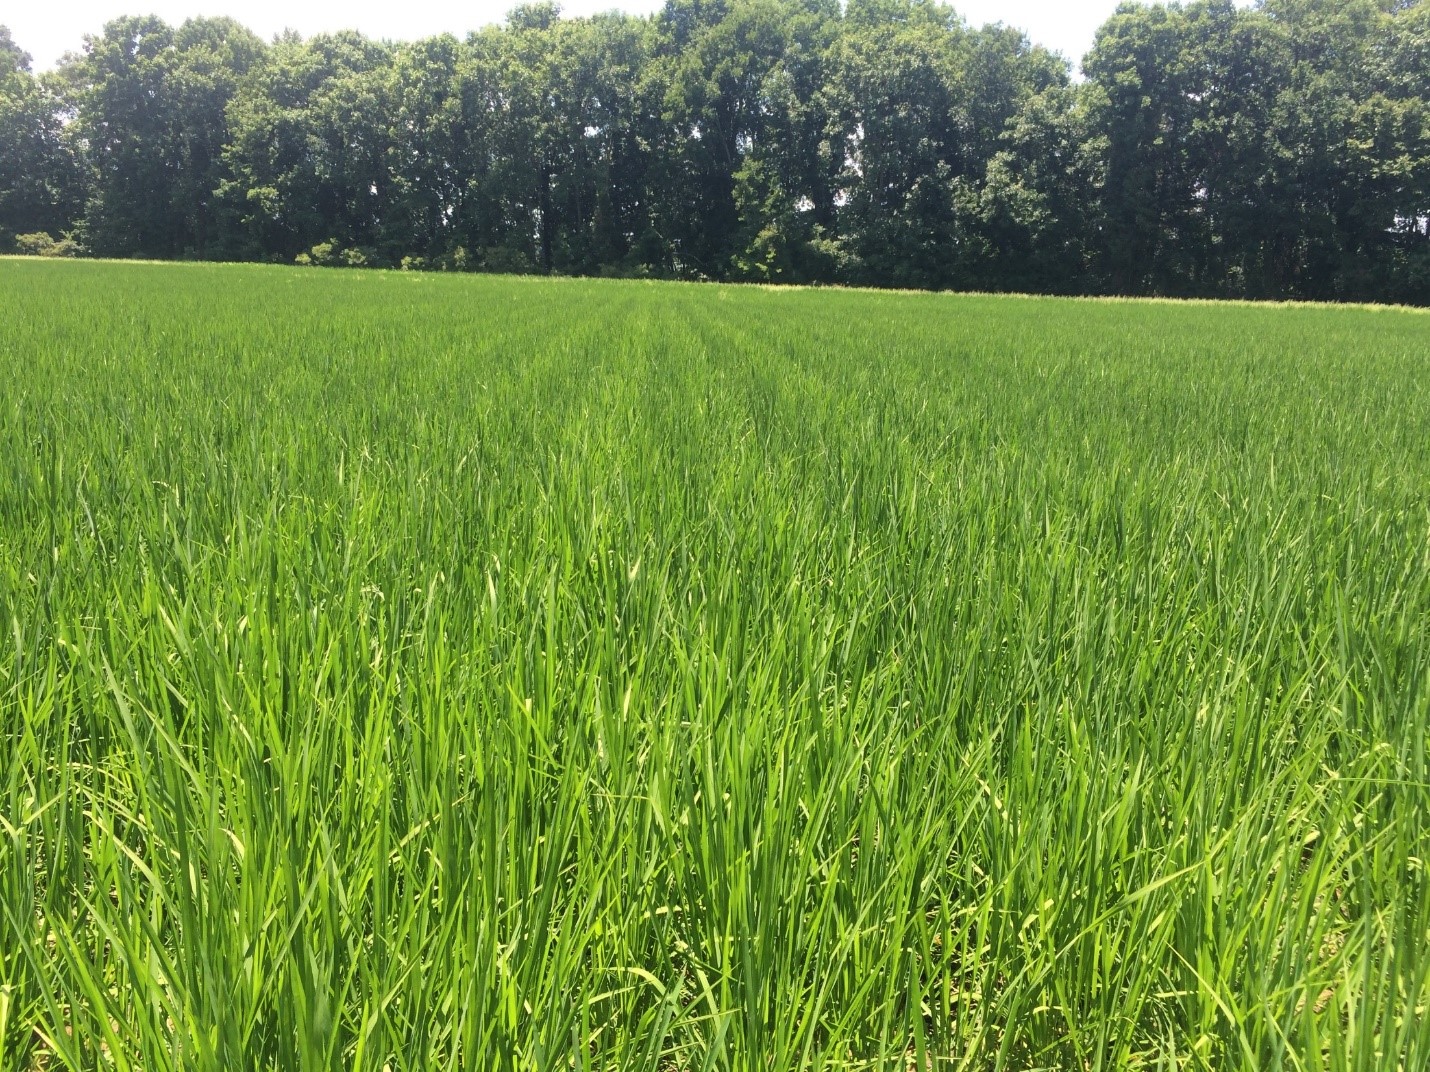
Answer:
6, 1, 1216, 73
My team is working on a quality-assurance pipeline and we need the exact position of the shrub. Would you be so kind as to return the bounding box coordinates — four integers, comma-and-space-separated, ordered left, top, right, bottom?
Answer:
296, 240, 340, 267
14, 232, 82, 257
297, 241, 381, 268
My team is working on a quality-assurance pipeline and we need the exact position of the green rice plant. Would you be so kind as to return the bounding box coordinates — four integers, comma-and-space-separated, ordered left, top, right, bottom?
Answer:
0, 259, 1427, 1070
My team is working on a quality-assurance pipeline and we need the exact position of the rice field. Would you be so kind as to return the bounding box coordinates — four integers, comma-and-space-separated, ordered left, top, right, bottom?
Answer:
1, 258, 1428, 1071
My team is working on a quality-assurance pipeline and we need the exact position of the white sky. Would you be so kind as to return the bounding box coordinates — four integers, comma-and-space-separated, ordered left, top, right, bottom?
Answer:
6, 1, 1227, 73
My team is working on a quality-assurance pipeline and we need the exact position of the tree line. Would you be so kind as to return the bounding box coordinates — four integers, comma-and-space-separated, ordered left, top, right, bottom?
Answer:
2, 0, 1428, 303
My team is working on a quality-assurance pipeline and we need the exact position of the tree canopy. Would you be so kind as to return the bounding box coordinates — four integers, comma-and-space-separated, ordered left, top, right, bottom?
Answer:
2, 0, 1428, 303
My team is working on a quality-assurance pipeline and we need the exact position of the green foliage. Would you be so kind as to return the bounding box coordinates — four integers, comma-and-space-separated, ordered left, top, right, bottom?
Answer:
1, 259, 1428, 1070
975, 86, 1105, 292
294, 239, 380, 268
0, 25, 30, 75
52, 15, 266, 259
11, 231, 81, 256
0, 33, 83, 243
2, 1, 1430, 299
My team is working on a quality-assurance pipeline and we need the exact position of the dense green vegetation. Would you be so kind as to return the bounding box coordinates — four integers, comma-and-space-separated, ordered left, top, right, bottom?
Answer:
1, 258, 1428, 1069
3, 0, 1430, 303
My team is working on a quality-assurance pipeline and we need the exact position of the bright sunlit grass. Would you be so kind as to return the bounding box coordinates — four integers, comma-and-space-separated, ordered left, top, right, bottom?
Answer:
1, 258, 1427, 1070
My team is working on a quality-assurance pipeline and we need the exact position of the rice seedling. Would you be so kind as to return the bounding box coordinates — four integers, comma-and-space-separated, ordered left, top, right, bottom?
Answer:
0, 258, 1427, 1070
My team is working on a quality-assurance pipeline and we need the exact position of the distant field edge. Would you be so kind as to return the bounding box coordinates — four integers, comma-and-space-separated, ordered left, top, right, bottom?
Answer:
4, 254, 1428, 316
